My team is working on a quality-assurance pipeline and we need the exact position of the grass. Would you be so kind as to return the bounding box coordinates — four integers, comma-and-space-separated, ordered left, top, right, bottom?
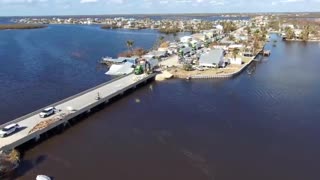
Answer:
0, 24, 47, 30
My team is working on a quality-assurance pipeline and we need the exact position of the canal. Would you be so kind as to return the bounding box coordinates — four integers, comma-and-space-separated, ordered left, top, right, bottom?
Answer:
3, 31, 320, 179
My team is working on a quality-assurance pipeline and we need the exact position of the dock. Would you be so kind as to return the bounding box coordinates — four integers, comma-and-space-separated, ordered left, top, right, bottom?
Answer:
0, 73, 156, 152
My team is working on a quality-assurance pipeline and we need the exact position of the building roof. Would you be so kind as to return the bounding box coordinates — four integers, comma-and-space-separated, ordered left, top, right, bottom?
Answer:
199, 49, 224, 65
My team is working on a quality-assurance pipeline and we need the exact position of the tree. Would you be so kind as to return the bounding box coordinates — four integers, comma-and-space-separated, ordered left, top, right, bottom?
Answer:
285, 27, 295, 40
232, 48, 240, 60
159, 36, 165, 44
228, 35, 236, 41
221, 21, 237, 34
245, 26, 251, 37
301, 25, 311, 41
126, 40, 134, 52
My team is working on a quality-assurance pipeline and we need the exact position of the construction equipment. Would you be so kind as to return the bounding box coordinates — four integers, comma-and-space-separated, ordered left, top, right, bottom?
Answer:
134, 65, 144, 75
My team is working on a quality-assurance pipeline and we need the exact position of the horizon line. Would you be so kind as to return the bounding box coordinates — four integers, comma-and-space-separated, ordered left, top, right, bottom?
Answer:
1, 11, 320, 18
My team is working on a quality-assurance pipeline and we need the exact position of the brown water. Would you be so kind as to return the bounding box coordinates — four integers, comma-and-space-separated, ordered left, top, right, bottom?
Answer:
5, 34, 320, 180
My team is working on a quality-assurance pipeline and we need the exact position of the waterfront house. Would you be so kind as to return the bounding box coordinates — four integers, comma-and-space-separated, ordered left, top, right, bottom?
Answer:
199, 49, 224, 68
102, 57, 138, 65
229, 57, 242, 65
191, 33, 207, 42
145, 51, 168, 59
180, 36, 192, 43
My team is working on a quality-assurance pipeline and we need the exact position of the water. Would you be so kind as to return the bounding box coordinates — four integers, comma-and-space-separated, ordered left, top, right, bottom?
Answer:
2, 29, 320, 179
0, 25, 166, 123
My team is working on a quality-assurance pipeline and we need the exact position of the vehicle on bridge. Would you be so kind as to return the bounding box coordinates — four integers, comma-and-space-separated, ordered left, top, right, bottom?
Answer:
0, 123, 20, 138
39, 107, 55, 118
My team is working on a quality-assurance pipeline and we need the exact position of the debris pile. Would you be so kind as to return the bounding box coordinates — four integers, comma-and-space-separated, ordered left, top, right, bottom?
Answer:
28, 113, 68, 134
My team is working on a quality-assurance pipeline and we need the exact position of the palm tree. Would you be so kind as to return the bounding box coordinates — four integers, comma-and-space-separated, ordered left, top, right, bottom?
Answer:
126, 40, 134, 52
159, 36, 165, 46
232, 48, 240, 60
245, 26, 251, 37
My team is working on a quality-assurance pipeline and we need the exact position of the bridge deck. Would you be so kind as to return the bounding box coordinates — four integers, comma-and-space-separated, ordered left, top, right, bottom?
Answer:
0, 73, 155, 152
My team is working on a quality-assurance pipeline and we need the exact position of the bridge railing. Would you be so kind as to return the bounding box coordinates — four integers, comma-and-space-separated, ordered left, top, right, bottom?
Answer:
0, 74, 131, 129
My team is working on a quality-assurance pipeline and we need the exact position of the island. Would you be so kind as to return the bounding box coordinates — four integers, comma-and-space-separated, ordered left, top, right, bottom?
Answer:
0, 24, 47, 30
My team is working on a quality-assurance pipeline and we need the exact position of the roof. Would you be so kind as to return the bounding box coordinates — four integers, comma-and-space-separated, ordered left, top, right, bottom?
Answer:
199, 49, 224, 65
4, 123, 18, 129
103, 57, 137, 64
44, 107, 54, 111
147, 51, 167, 57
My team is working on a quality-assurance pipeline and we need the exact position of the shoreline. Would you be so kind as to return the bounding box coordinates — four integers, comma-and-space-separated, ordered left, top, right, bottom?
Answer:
285, 39, 320, 42
0, 24, 47, 30
171, 57, 255, 79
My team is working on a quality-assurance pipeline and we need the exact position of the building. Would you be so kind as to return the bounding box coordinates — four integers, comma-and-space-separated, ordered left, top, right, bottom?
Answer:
199, 49, 224, 68
229, 57, 242, 65
191, 33, 207, 42
180, 36, 192, 43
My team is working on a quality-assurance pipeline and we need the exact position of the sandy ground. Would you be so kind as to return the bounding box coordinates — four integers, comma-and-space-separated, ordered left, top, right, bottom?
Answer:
159, 55, 180, 67
168, 64, 244, 78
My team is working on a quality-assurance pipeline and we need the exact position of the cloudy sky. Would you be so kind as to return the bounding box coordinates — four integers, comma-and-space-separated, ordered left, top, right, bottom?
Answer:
0, 0, 319, 16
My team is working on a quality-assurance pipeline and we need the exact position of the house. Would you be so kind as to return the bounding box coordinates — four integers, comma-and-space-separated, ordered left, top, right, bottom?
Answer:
199, 49, 224, 68
180, 36, 192, 43
191, 33, 207, 42
215, 25, 224, 33
294, 29, 303, 39
178, 46, 192, 56
102, 57, 138, 65
190, 40, 202, 50
228, 44, 244, 51
202, 30, 215, 39
229, 57, 242, 65
282, 23, 294, 30
147, 50, 168, 59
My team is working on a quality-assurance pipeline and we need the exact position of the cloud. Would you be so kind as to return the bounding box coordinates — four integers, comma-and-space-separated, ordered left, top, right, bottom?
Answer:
80, 0, 98, 3
0, 0, 48, 4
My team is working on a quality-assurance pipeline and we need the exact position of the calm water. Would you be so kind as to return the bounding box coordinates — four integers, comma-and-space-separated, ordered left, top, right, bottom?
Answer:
2, 28, 320, 180
0, 25, 165, 124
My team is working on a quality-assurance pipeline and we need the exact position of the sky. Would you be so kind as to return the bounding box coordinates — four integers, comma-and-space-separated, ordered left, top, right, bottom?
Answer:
0, 0, 319, 16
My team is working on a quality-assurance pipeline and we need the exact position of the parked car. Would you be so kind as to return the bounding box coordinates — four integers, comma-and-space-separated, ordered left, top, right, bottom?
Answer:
0, 123, 20, 137
39, 107, 55, 118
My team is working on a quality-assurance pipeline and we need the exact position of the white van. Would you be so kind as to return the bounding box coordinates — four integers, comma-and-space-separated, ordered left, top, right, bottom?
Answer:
39, 107, 55, 118
0, 123, 20, 137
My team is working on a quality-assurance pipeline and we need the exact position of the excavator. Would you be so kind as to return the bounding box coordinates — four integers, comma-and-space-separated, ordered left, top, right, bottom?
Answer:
134, 65, 144, 75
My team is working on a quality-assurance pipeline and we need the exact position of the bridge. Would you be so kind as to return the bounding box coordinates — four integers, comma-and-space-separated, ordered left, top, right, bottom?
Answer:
0, 73, 156, 152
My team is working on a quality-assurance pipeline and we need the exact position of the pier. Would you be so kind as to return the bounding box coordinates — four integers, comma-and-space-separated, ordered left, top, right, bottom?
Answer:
0, 73, 156, 152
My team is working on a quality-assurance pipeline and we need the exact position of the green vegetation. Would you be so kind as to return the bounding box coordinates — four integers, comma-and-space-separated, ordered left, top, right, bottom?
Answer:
101, 24, 120, 29
221, 21, 237, 34
126, 40, 135, 52
159, 27, 180, 34
118, 48, 147, 57
268, 21, 280, 31
285, 27, 295, 40
232, 48, 240, 60
183, 64, 193, 71
0, 24, 47, 30
301, 25, 311, 41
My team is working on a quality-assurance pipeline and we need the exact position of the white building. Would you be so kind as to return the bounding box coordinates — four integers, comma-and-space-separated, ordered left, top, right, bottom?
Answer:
229, 57, 242, 65
180, 36, 192, 43
199, 49, 224, 68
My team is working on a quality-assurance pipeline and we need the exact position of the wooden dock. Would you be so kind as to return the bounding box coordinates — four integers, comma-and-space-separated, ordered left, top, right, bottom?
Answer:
0, 73, 156, 152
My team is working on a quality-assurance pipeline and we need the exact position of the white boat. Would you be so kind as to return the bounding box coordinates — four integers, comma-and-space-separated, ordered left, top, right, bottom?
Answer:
105, 62, 134, 76
36, 175, 51, 180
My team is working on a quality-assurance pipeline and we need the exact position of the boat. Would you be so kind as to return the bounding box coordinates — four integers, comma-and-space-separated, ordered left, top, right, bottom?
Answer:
36, 175, 51, 180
